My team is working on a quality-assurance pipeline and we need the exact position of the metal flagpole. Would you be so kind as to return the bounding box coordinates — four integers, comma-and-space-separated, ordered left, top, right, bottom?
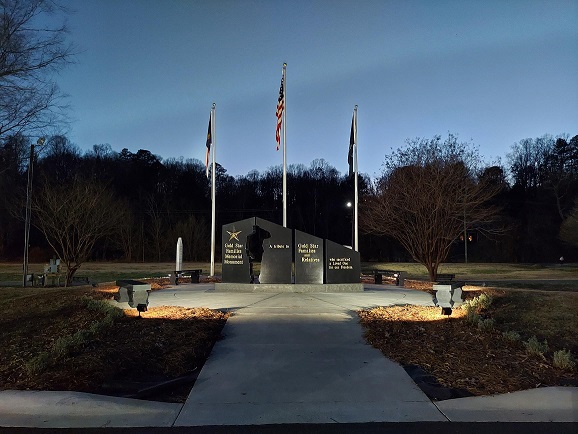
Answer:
210, 103, 216, 277
282, 63, 287, 227
353, 105, 359, 252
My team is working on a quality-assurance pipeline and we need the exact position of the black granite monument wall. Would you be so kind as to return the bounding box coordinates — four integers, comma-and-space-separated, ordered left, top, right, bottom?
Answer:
221, 217, 361, 285
324, 239, 361, 284
221, 217, 255, 283
294, 229, 324, 284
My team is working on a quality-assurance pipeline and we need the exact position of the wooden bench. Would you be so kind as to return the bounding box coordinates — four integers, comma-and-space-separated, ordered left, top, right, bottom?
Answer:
170, 269, 202, 285
40, 272, 63, 287
435, 273, 456, 283
72, 275, 90, 285
373, 270, 405, 286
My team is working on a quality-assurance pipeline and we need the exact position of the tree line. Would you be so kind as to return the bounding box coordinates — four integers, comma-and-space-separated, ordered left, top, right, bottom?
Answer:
1, 132, 577, 270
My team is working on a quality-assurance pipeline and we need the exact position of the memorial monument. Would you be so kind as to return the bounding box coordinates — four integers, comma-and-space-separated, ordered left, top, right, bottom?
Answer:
217, 217, 362, 292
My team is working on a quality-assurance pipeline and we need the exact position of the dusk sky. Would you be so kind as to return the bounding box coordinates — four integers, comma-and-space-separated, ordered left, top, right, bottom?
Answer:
55, 0, 577, 178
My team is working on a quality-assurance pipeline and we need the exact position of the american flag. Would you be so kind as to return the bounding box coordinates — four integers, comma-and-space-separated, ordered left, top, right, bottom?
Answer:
205, 114, 212, 178
276, 76, 284, 150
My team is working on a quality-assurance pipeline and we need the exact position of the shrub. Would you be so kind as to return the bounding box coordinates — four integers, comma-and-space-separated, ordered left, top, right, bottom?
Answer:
502, 330, 521, 342
553, 350, 576, 371
465, 308, 480, 325
463, 293, 494, 326
26, 297, 125, 373
461, 299, 475, 313
462, 293, 494, 312
477, 318, 495, 331
52, 330, 92, 358
475, 293, 493, 310
89, 320, 106, 334
524, 336, 549, 356
82, 296, 124, 319
462, 293, 493, 313
25, 352, 51, 375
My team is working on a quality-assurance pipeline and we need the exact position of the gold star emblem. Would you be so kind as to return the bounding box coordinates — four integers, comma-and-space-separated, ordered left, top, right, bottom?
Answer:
227, 229, 242, 242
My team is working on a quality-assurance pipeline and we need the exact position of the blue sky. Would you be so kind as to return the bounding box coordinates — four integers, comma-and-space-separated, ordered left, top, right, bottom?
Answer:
56, 0, 578, 178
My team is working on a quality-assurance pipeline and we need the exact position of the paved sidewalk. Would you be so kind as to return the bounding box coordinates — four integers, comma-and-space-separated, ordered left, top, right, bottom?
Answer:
0, 284, 576, 428
174, 291, 445, 425
155, 285, 577, 425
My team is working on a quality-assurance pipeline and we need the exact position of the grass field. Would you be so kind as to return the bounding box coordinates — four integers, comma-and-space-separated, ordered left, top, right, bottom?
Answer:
0, 262, 213, 283
365, 262, 578, 280
2, 261, 578, 285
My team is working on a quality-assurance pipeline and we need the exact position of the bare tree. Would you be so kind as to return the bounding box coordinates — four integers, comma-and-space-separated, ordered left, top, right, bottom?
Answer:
361, 134, 501, 281
507, 136, 550, 191
114, 200, 135, 261
170, 214, 209, 262
543, 135, 578, 220
146, 195, 165, 262
31, 179, 121, 286
560, 202, 578, 248
0, 0, 74, 140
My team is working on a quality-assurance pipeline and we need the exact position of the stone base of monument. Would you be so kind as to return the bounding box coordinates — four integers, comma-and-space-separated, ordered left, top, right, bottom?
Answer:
214, 283, 364, 293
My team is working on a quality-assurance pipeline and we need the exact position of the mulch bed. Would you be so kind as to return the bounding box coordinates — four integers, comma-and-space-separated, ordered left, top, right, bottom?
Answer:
3, 278, 576, 404
0, 283, 229, 403
358, 304, 578, 400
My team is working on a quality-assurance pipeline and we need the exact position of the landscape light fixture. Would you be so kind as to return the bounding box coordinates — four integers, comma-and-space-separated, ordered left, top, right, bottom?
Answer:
136, 304, 148, 317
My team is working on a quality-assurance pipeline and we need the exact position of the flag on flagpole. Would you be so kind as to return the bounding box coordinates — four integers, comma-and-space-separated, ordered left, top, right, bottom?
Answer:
276, 75, 285, 150
348, 112, 355, 176
205, 114, 212, 178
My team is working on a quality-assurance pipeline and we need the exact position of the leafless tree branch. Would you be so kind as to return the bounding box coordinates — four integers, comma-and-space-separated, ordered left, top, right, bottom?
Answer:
361, 135, 502, 281
31, 178, 122, 286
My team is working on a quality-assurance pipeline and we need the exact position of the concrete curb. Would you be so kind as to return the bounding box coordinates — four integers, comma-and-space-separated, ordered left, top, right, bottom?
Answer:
434, 386, 578, 422
0, 390, 182, 428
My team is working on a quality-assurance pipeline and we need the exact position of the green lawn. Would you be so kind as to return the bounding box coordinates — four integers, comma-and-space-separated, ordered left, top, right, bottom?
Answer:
1, 261, 577, 285
364, 262, 578, 280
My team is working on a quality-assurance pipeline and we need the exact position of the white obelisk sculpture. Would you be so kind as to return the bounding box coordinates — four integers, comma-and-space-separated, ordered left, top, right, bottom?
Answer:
176, 237, 183, 273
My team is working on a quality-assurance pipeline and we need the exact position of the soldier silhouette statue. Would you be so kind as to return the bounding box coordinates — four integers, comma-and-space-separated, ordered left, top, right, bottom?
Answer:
245, 225, 271, 283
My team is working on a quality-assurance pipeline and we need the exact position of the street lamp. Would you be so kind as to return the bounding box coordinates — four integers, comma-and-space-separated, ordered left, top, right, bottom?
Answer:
346, 201, 353, 248
23, 137, 44, 287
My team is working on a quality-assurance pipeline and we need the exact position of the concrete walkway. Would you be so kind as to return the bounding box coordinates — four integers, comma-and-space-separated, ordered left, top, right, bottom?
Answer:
173, 290, 444, 425
0, 284, 576, 428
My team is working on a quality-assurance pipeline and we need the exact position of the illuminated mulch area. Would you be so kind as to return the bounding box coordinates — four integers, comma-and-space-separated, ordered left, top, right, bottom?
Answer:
359, 304, 577, 398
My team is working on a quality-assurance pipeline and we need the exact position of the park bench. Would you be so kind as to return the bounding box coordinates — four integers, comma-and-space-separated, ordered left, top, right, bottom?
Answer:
39, 273, 63, 287
435, 273, 456, 283
115, 279, 151, 315
169, 269, 203, 285
72, 275, 90, 285
373, 269, 405, 286
38, 258, 63, 286
36, 274, 93, 287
